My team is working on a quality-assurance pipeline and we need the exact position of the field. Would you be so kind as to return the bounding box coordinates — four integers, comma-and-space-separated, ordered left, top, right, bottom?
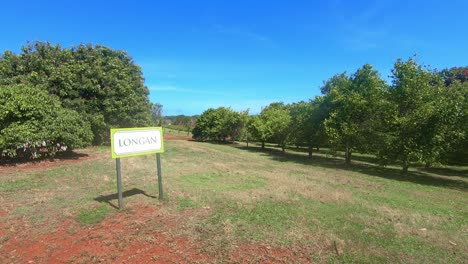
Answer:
163, 127, 193, 139
0, 140, 467, 263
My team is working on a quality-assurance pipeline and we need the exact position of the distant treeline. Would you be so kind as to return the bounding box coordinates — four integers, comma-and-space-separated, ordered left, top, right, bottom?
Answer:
164, 115, 198, 126
192, 58, 468, 172
0, 41, 156, 159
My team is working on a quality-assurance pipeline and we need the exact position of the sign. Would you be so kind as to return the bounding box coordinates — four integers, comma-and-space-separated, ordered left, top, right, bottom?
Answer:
109, 127, 165, 209
111, 127, 164, 158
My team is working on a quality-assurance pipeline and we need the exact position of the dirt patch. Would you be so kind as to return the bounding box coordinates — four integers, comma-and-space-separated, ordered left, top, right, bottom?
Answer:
230, 242, 316, 263
1, 205, 212, 263
0, 204, 317, 263
0, 150, 97, 175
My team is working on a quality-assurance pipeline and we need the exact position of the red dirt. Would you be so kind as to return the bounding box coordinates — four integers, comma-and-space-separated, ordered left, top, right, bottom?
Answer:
0, 152, 96, 175
0, 204, 310, 263
1, 205, 212, 264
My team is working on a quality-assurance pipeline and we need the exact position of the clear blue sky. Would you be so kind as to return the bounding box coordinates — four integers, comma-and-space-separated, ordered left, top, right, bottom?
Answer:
2, 0, 467, 115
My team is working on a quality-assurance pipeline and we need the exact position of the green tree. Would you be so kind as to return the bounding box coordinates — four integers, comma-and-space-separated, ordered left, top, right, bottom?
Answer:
151, 103, 164, 126
378, 58, 447, 173
0, 84, 93, 159
440, 67, 468, 86
0, 41, 153, 145
439, 67, 468, 164
232, 110, 249, 143
192, 107, 243, 141
289, 97, 329, 156
322, 65, 387, 164
248, 115, 271, 149
431, 80, 468, 165
248, 103, 291, 151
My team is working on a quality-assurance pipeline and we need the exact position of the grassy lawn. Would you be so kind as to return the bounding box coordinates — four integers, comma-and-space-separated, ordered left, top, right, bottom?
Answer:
1, 140, 467, 263
163, 127, 192, 137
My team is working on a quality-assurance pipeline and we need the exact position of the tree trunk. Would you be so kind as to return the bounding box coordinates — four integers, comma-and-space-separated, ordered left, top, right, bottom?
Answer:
246, 141, 249, 147
261, 141, 265, 149
308, 146, 313, 157
281, 145, 285, 152
345, 143, 352, 165
402, 161, 409, 174
424, 162, 432, 169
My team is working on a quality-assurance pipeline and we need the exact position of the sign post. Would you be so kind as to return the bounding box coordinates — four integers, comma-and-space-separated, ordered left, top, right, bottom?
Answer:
116, 158, 123, 208
156, 153, 163, 200
110, 127, 165, 209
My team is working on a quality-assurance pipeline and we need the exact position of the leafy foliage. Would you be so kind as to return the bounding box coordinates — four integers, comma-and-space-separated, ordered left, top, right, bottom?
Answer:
192, 107, 246, 141
192, 58, 467, 169
377, 58, 458, 172
440, 67, 468, 86
248, 103, 291, 150
0, 84, 93, 158
0, 41, 153, 145
322, 65, 387, 164
288, 98, 329, 156
151, 103, 164, 126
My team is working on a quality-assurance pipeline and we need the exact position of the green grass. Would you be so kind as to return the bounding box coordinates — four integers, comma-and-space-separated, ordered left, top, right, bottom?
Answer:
0, 177, 44, 192
177, 196, 199, 210
179, 172, 266, 192
1, 141, 467, 263
76, 204, 114, 225
163, 126, 192, 137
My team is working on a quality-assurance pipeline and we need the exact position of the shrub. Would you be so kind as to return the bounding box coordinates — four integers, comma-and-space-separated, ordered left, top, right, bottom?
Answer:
0, 84, 93, 159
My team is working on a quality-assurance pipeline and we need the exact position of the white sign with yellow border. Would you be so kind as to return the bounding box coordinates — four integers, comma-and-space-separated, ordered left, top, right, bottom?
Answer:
111, 127, 164, 158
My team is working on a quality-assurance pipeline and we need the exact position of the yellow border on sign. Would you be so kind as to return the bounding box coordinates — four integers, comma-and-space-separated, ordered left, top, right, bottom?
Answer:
110, 127, 164, 158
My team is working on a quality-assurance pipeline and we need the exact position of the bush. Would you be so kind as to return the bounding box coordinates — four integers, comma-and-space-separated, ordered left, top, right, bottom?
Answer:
0, 84, 93, 159
192, 107, 245, 142
0, 41, 153, 145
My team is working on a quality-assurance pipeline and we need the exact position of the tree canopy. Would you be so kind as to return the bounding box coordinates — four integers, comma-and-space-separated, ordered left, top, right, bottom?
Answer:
191, 57, 467, 172
0, 84, 93, 158
0, 41, 154, 158
0, 41, 153, 146
192, 107, 246, 142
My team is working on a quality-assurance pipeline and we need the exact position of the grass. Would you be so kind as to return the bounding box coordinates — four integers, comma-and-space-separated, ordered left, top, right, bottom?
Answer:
179, 172, 266, 192
1, 141, 467, 263
163, 127, 192, 137
76, 204, 114, 225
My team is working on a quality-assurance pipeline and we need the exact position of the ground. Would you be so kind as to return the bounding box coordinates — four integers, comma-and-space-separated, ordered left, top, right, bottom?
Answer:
1, 204, 312, 263
0, 138, 306, 263
0, 138, 467, 263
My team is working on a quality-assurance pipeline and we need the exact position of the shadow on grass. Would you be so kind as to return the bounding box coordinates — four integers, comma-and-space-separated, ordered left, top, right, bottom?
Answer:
0, 151, 89, 166
283, 145, 382, 165
421, 167, 468, 178
94, 188, 158, 209
234, 145, 468, 191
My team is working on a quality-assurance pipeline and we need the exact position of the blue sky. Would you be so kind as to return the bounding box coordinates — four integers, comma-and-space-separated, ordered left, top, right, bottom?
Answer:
2, 0, 467, 115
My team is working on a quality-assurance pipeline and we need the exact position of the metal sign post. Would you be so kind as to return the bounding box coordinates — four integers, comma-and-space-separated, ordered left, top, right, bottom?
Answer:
110, 127, 165, 209
156, 153, 163, 200
116, 158, 123, 208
